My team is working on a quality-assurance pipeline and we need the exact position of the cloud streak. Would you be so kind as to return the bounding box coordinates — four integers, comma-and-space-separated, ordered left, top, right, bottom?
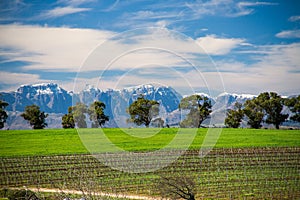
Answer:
289, 15, 300, 22
40, 6, 91, 18
276, 30, 300, 39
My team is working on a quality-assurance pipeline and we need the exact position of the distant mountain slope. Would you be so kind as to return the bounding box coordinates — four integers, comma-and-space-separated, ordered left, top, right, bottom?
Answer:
1, 83, 183, 129
2, 83, 295, 129
1, 83, 72, 114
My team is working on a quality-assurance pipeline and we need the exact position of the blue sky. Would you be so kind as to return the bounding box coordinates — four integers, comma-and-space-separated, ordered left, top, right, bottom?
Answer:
0, 0, 299, 96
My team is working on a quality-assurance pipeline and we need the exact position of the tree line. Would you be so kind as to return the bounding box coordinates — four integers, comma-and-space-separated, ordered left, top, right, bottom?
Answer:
0, 92, 299, 129
225, 92, 300, 129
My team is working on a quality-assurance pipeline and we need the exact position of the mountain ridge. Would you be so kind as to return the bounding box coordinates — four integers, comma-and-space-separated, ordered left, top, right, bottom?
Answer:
0, 82, 294, 129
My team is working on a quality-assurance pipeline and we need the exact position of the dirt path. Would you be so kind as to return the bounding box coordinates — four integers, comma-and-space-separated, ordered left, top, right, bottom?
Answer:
19, 187, 161, 200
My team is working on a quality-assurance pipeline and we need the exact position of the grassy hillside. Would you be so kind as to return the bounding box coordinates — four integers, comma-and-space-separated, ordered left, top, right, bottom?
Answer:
0, 128, 299, 156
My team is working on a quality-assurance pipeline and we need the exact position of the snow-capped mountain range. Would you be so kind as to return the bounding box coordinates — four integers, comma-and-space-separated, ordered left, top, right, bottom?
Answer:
0, 83, 260, 129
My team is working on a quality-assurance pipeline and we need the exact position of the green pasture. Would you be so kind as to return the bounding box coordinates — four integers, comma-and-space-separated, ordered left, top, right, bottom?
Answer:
0, 128, 299, 156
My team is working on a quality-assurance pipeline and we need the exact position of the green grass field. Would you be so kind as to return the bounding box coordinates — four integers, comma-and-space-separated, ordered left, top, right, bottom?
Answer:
0, 128, 299, 156
0, 128, 299, 199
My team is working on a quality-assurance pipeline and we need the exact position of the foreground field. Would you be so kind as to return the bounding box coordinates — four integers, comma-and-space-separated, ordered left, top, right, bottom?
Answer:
1, 148, 299, 199
0, 128, 299, 199
0, 128, 299, 156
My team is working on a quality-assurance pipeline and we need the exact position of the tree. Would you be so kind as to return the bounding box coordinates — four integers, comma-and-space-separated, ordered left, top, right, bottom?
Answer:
257, 92, 288, 129
71, 103, 88, 128
243, 99, 264, 129
158, 175, 196, 200
88, 101, 109, 128
21, 105, 48, 129
127, 96, 159, 127
62, 107, 75, 129
285, 95, 300, 122
179, 95, 212, 128
225, 102, 244, 128
0, 99, 9, 129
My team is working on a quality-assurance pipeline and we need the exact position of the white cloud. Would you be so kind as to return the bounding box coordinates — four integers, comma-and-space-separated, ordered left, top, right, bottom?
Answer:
186, 0, 277, 18
1, 24, 299, 96
276, 30, 300, 39
0, 72, 40, 85
0, 24, 113, 71
59, 0, 96, 6
0, 72, 51, 92
237, 1, 278, 7
196, 35, 245, 55
117, 0, 277, 29
289, 15, 300, 22
41, 6, 91, 18
216, 43, 300, 95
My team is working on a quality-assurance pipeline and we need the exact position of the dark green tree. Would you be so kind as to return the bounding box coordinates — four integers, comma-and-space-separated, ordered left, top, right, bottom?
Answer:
225, 102, 244, 128
0, 99, 9, 129
21, 105, 48, 129
285, 95, 300, 122
127, 96, 159, 127
88, 101, 109, 128
179, 95, 212, 128
71, 102, 88, 128
243, 99, 264, 129
257, 92, 288, 129
62, 107, 75, 129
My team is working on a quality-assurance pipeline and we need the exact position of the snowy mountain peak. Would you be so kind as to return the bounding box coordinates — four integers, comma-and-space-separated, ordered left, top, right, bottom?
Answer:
183, 92, 212, 99
195, 92, 212, 98
17, 83, 63, 94
218, 92, 256, 99
121, 84, 155, 95
82, 84, 101, 93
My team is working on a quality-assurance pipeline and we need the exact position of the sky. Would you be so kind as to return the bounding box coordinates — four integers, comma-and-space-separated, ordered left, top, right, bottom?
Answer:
0, 0, 299, 96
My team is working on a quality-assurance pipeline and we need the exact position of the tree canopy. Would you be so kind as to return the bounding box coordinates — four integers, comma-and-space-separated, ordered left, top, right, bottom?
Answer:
62, 107, 75, 129
88, 101, 109, 127
257, 92, 288, 129
225, 102, 244, 128
285, 95, 300, 123
63, 101, 109, 128
179, 95, 212, 128
226, 92, 288, 129
21, 105, 48, 129
70, 103, 88, 128
0, 99, 9, 129
127, 96, 159, 127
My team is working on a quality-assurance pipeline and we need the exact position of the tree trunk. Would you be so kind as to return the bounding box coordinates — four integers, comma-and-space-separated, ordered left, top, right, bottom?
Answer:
188, 194, 195, 200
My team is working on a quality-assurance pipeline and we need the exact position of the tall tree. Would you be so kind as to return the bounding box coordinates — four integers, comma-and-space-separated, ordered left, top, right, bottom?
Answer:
225, 102, 244, 128
71, 103, 88, 128
127, 96, 159, 127
21, 105, 48, 129
62, 107, 75, 129
285, 95, 300, 122
179, 95, 212, 128
88, 101, 109, 128
257, 92, 288, 129
243, 99, 264, 129
0, 99, 9, 129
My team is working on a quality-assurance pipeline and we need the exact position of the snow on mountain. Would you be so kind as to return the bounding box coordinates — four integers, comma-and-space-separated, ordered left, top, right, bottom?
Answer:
213, 92, 256, 110
2, 83, 72, 114
3, 83, 292, 129
0, 83, 184, 128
